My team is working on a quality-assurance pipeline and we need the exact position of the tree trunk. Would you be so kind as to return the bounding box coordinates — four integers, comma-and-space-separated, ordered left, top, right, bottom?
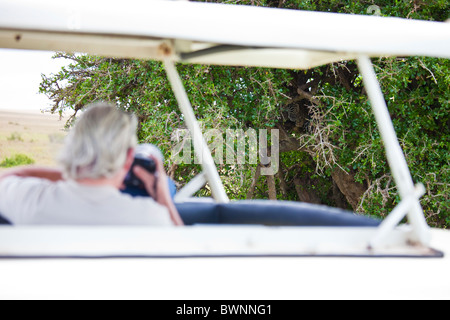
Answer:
331, 168, 366, 211
276, 166, 289, 199
293, 177, 321, 204
266, 174, 277, 200
331, 180, 349, 209
246, 165, 261, 199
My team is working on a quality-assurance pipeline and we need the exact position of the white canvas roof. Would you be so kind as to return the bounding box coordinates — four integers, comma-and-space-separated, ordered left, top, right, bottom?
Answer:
0, 0, 449, 69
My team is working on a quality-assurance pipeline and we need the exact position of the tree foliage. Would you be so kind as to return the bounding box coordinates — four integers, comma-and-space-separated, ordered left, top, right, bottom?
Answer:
40, 0, 450, 228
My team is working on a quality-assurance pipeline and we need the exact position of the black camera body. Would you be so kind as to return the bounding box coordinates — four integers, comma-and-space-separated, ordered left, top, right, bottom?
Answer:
123, 157, 156, 190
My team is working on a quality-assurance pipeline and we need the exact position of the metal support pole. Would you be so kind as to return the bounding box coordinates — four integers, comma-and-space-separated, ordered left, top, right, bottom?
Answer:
164, 60, 229, 203
357, 55, 429, 245
369, 183, 425, 248
174, 172, 207, 202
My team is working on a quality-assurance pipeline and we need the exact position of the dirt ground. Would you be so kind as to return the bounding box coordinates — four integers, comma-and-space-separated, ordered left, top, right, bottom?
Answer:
0, 109, 67, 173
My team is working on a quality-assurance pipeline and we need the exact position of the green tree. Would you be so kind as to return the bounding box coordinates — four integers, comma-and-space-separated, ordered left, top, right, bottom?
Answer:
40, 0, 450, 228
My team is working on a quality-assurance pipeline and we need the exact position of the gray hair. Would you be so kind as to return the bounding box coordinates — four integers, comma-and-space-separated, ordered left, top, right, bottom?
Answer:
59, 102, 138, 180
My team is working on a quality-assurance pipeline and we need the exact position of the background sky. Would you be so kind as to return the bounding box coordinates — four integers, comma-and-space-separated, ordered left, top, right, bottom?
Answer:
0, 48, 69, 111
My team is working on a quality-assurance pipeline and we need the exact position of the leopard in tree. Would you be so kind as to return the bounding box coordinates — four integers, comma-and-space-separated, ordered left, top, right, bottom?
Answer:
282, 102, 310, 133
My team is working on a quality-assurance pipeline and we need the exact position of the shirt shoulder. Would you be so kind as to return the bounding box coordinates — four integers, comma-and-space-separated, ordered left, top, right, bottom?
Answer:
0, 176, 53, 224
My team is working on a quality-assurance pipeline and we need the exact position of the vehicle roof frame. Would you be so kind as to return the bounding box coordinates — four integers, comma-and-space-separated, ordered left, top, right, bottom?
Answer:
162, 54, 430, 247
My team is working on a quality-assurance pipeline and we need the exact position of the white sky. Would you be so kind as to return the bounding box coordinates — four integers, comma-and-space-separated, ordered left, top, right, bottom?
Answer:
0, 48, 70, 111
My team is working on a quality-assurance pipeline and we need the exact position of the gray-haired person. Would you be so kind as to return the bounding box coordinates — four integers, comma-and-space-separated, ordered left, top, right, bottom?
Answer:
0, 102, 183, 226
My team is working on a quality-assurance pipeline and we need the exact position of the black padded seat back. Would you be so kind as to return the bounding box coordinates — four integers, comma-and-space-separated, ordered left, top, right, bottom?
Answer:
217, 200, 380, 226
176, 201, 219, 225
0, 213, 11, 225
176, 200, 380, 227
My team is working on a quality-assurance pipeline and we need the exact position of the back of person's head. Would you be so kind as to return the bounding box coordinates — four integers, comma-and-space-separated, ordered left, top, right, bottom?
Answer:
59, 102, 138, 180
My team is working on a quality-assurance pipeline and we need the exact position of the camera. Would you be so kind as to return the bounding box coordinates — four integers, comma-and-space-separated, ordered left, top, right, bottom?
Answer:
123, 156, 156, 189
121, 144, 177, 199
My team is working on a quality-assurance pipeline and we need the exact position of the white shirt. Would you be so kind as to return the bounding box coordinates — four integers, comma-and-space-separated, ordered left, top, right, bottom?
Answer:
0, 176, 173, 226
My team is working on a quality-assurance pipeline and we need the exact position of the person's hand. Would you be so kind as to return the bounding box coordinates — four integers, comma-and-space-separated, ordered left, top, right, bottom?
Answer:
133, 155, 170, 202
133, 156, 184, 226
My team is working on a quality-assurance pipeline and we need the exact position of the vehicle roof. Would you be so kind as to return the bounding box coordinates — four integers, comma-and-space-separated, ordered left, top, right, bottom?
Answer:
0, 227, 449, 299
1, 0, 449, 69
